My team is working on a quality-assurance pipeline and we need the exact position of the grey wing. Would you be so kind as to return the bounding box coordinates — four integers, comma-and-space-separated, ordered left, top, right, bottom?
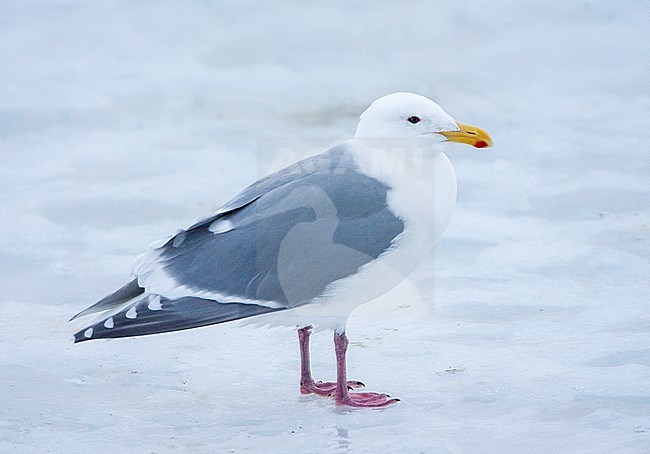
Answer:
135, 147, 405, 308
72, 146, 404, 341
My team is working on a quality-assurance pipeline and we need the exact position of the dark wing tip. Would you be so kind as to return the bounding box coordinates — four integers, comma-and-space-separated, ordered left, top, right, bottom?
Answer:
71, 296, 284, 343
69, 279, 144, 322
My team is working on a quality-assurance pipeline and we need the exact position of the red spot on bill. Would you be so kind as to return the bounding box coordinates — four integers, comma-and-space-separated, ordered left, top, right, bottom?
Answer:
474, 140, 489, 149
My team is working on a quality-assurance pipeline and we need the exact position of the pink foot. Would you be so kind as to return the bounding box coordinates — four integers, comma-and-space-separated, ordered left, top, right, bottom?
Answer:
336, 391, 400, 408
301, 380, 365, 396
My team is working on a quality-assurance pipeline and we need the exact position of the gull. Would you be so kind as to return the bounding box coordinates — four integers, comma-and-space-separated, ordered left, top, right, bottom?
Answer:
71, 92, 492, 407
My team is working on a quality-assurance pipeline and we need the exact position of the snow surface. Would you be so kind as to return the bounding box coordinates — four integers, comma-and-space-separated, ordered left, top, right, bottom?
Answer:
1, 1, 649, 452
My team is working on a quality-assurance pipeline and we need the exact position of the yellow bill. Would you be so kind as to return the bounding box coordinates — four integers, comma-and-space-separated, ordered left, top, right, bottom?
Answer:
439, 122, 493, 149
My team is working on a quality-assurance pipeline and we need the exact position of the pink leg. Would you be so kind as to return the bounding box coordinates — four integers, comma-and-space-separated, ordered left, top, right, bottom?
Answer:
334, 331, 399, 407
298, 326, 364, 396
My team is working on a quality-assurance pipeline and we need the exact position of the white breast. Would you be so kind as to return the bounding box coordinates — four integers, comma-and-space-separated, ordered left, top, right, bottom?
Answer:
339, 143, 458, 302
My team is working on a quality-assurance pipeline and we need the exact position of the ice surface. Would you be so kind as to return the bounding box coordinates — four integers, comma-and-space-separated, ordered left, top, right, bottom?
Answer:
1, 1, 649, 452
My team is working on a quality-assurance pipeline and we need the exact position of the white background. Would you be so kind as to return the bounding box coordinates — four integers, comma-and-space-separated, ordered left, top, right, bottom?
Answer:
1, 1, 648, 452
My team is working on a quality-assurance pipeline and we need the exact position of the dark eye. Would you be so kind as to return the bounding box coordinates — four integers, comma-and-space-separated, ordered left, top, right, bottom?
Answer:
407, 116, 421, 124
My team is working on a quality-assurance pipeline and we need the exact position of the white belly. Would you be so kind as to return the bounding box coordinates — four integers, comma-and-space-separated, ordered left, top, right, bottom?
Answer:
246, 150, 457, 332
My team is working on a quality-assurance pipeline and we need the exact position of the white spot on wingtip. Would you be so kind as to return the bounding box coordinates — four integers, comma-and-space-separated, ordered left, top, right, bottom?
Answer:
208, 219, 234, 234
126, 306, 137, 319
104, 317, 114, 329
84, 328, 93, 338
147, 295, 163, 311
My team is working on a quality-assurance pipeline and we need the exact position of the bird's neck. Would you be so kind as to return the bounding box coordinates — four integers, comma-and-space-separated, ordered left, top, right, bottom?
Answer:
347, 137, 451, 189
347, 138, 458, 242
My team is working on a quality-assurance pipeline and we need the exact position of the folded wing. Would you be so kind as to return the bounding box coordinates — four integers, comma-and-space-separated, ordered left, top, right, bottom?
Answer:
72, 145, 404, 341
